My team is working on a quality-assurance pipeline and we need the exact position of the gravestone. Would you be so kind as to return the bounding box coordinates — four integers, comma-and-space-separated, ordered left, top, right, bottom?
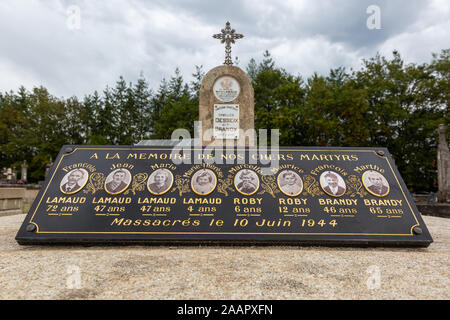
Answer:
3, 168, 17, 184
6, 168, 12, 182
15, 145, 433, 246
21, 160, 28, 183
437, 124, 450, 203
199, 22, 255, 147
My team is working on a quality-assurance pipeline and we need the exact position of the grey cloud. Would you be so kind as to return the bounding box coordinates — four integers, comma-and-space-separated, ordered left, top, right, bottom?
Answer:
0, 0, 447, 98
156, 0, 428, 48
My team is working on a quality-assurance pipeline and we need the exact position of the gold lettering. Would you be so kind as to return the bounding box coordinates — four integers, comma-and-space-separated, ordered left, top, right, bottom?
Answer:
233, 198, 262, 205
106, 153, 120, 160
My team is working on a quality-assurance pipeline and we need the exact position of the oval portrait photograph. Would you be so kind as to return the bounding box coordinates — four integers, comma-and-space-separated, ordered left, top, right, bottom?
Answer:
362, 170, 390, 197
191, 169, 217, 196
147, 168, 174, 195
234, 169, 260, 196
60, 168, 89, 195
213, 75, 240, 102
277, 170, 303, 197
104, 168, 132, 195
320, 171, 346, 197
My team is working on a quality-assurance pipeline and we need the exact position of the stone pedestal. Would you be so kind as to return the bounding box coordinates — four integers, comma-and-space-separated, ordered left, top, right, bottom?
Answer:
199, 65, 254, 146
437, 124, 450, 203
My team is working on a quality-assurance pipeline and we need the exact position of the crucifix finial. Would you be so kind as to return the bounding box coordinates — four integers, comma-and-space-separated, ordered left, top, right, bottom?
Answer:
213, 21, 244, 66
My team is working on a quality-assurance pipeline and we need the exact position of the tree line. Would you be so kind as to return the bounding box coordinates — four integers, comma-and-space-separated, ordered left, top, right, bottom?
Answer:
0, 49, 448, 192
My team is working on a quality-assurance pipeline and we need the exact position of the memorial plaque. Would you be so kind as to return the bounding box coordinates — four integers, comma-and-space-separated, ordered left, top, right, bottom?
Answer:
16, 145, 433, 246
213, 76, 240, 102
214, 104, 239, 139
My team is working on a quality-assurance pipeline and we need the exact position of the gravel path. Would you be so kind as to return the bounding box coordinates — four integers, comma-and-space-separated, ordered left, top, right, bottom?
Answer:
0, 214, 448, 299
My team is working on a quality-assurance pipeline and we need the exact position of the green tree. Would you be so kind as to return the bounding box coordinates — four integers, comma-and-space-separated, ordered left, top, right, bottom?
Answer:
354, 51, 447, 192
303, 69, 370, 146
190, 65, 205, 100
152, 69, 197, 138
249, 51, 306, 146
133, 74, 153, 141
84, 91, 108, 144
149, 78, 169, 137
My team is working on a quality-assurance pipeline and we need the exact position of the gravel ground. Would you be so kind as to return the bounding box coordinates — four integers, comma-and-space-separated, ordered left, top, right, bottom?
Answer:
0, 214, 448, 300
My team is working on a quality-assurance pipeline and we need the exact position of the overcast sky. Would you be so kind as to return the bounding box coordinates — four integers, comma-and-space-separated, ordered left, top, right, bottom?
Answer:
0, 0, 448, 98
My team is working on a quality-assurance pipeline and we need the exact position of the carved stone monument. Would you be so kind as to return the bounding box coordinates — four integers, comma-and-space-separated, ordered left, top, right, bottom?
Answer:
21, 160, 28, 183
199, 22, 255, 147
15, 22, 434, 248
437, 124, 450, 203
2, 167, 17, 184
16, 145, 433, 246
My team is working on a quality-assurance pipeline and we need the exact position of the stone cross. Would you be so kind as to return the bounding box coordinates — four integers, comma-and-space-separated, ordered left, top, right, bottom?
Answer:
213, 21, 244, 66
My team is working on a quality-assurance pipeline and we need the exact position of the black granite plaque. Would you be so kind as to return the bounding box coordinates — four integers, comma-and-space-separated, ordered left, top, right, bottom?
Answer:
16, 145, 433, 246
